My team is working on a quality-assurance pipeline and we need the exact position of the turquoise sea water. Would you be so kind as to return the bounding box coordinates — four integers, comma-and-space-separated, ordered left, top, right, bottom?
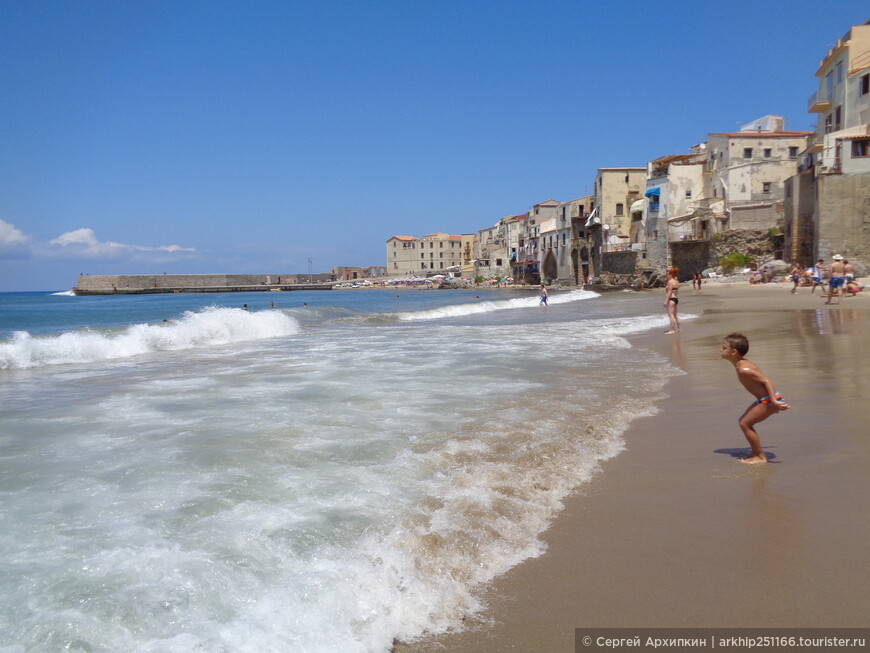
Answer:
0, 288, 681, 652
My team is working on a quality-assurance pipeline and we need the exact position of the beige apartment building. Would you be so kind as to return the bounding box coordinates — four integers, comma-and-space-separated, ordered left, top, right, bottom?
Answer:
591, 168, 646, 249
386, 233, 463, 277
460, 233, 478, 278
706, 121, 812, 232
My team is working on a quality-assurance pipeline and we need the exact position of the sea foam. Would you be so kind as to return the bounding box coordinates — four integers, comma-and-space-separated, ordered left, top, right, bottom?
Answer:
397, 289, 598, 321
0, 307, 300, 369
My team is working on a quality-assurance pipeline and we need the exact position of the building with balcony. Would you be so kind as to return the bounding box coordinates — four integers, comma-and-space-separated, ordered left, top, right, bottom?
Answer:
565, 196, 594, 284
643, 149, 707, 272
786, 18, 870, 265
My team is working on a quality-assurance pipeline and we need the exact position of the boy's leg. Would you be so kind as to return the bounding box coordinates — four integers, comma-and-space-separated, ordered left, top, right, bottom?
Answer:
737, 402, 776, 463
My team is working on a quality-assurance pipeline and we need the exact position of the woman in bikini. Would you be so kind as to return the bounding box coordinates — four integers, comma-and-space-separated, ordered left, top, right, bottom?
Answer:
664, 267, 681, 334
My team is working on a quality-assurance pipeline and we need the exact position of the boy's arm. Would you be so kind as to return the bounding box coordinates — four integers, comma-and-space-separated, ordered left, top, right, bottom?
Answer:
740, 365, 790, 410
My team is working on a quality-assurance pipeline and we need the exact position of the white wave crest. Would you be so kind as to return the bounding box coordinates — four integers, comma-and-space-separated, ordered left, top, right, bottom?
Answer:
0, 307, 301, 369
397, 289, 598, 321
51, 290, 76, 296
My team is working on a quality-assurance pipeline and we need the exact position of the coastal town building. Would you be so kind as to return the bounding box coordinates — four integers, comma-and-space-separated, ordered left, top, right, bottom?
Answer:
586, 168, 645, 276
643, 149, 707, 272
379, 22, 869, 286
567, 196, 594, 284
785, 18, 870, 265
386, 233, 463, 277
386, 235, 421, 277
460, 233, 478, 278
539, 200, 573, 283
475, 223, 505, 279
705, 122, 812, 234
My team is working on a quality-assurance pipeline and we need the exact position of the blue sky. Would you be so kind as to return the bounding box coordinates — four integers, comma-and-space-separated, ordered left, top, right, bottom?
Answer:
1, 0, 868, 291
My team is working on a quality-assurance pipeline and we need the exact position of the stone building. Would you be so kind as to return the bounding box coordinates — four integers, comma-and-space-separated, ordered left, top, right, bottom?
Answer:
386, 233, 463, 277
565, 196, 594, 284
587, 168, 645, 277
786, 18, 870, 266
705, 124, 812, 235
540, 201, 574, 283
643, 149, 707, 272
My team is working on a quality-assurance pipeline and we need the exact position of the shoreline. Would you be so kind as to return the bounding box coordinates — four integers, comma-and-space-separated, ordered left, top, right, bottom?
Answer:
398, 281, 870, 651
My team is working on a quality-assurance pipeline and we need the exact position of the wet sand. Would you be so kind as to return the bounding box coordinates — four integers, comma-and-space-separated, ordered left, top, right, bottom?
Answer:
399, 281, 870, 652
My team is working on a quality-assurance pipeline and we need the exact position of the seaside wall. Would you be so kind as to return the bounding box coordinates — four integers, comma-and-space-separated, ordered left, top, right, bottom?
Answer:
670, 241, 711, 280
601, 251, 637, 275
76, 274, 292, 292
729, 202, 782, 231
783, 169, 817, 265
817, 172, 870, 264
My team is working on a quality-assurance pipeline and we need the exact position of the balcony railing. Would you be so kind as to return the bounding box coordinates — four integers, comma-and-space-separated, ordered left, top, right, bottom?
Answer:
808, 90, 832, 113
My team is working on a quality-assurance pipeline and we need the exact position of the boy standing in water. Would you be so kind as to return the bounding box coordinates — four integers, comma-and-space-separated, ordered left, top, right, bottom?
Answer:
720, 333, 789, 464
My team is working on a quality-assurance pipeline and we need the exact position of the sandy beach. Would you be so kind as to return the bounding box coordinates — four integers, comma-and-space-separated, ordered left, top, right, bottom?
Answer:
399, 280, 870, 652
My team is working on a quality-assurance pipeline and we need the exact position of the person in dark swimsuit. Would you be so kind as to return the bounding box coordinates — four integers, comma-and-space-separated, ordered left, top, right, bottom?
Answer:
664, 268, 681, 334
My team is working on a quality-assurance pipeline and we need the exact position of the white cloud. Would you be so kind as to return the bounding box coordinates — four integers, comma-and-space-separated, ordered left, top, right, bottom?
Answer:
0, 219, 32, 258
48, 228, 196, 260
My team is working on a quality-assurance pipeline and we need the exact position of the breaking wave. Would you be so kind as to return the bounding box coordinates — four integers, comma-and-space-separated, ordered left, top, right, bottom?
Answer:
0, 307, 301, 369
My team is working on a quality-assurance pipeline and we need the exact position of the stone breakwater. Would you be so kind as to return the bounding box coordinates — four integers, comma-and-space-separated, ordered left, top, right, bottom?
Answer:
73, 274, 332, 295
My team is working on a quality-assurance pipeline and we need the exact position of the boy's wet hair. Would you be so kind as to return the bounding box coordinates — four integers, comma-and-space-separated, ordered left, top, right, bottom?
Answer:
724, 332, 749, 356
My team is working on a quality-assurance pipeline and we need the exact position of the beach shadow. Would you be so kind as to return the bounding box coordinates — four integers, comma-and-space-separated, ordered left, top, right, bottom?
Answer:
714, 447, 780, 463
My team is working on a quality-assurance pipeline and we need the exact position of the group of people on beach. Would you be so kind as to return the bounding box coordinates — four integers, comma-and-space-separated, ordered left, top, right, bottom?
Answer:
789, 255, 862, 303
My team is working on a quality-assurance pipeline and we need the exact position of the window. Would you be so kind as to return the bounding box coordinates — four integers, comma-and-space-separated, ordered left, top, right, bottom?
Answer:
762, 182, 772, 193
835, 106, 842, 132
764, 148, 772, 158
837, 61, 843, 84
853, 139, 870, 158
743, 148, 753, 159
789, 146, 798, 159
685, 190, 692, 199
861, 74, 869, 96
616, 203, 624, 216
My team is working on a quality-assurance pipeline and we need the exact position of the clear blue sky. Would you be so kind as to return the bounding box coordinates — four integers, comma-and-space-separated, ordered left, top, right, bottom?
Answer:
1, 0, 868, 291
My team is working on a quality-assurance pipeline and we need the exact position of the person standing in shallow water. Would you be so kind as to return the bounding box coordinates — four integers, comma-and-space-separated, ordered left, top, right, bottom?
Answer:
539, 283, 548, 307
664, 268, 681, 334
720, 333, 789, 464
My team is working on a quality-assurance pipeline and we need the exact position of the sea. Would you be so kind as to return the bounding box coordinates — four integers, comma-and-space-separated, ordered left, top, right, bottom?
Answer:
0, 287, 685, 652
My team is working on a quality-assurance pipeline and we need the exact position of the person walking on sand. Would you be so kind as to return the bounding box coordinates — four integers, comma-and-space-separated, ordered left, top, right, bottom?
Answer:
789, 262, 802, 294
664, 268, 681, 334
539, 283, 549, 307
810, 258, 827, 295
825, 254, 846, 305
720, 333, 789, 464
